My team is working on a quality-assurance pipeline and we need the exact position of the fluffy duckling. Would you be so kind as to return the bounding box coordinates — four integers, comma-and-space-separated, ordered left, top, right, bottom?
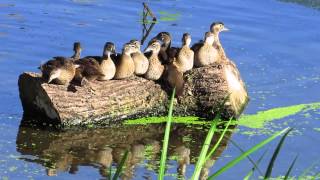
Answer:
194, 32, 218, 67
129, 40, 149, 76
149, 32, 175, 65
144, 40, 165, 81
46, 57, 79, 85
210, 22, 229, 61
113, 43, 136, 79
97, 42, 116, 81
173, 33, 194, 73
40, 42, 81, 84
74, 57, 103, 83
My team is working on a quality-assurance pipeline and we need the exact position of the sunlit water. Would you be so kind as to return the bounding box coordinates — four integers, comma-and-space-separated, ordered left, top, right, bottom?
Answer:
0, 0, 320, 179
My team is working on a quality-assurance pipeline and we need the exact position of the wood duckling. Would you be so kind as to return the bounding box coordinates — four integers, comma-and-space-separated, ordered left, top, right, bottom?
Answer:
144, 40, 165, 81
113, 43, 136, 79
97, 42, 116, 81
173, 33, 194, 73
150, 32, 175, 65
129, 40, 149, 76
194, 32, 218, 67
40, 42, 81, 85
210, 22, 229, 61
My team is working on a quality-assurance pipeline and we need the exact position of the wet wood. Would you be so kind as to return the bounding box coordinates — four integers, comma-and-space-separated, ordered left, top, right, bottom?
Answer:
18, 60, 249, 126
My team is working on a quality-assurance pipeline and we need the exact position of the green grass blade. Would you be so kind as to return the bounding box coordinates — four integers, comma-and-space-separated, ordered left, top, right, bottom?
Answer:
112, 150, 129, 180
264, 128, 293, 179
208, 127, 290, 179
108, 165, 112, 180
205, 118, 233, 162
243, 149, 268, 180
191, 117, 218, 180
158, 88, 175, 180
230, 139, 265, 176
284, 154, 299, 180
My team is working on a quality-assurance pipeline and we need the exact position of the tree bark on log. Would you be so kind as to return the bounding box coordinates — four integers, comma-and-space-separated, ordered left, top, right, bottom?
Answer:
18, 60, 249, 126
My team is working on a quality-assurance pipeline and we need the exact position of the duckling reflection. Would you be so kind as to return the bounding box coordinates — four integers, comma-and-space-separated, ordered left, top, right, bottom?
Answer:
16, 119, 233, 179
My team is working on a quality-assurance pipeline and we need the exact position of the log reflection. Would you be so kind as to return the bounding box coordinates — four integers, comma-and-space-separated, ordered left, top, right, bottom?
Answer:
16, 119, 234, 179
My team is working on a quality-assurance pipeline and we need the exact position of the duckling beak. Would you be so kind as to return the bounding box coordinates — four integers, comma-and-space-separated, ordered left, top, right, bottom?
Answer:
144, 47, 152, 53
222, 27, 229, 31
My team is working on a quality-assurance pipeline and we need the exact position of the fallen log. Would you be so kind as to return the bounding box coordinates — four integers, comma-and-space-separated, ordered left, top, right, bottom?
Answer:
18, 60, 249, 126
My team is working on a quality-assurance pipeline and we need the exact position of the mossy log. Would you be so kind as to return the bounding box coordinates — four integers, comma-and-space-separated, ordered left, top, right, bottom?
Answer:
18, 60, 249, 126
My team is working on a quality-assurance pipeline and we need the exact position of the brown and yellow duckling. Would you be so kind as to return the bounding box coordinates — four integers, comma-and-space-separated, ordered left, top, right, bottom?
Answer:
40, 42, 81, 85
173, 33, 194, 73
97, 42, 116, 81
150, 32, 177, 65
144, 40, 165, 81
113, 43, 136, 79
129, 40, 149, 76
194, 32, 218, 67
210, 22, 229, 61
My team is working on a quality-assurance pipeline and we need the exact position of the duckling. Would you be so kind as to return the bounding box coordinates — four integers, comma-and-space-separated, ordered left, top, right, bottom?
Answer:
149, 32, 176, 65
74, 57, 103, 83
40, 42, 81, 84
113, 43, 136, 79
144, 40, 165, 81
194, 32, 218, 67
173, 33, 194, 72
129, 40, 149, 76
46, 57, 79, 85
210, 22, 229, 61
97, 42, 116, 81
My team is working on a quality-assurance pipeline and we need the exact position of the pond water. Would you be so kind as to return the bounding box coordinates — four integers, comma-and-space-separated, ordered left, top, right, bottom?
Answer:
0, 0, 320, 179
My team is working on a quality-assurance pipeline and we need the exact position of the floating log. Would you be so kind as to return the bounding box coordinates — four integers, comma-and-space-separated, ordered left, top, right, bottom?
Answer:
18, 60, 249, 126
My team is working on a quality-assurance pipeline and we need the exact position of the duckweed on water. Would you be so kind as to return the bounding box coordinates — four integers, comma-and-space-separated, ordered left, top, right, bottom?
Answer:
125, 102, 320, 130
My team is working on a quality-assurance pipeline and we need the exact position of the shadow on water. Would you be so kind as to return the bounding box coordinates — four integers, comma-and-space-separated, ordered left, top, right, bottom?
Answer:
16, 117, 234, 179
278, 0, 320, 9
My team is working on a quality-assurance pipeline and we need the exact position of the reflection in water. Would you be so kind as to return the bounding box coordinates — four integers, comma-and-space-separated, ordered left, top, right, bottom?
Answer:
16, 119, 234, 179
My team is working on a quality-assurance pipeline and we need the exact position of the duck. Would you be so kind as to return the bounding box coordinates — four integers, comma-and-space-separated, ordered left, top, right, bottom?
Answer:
113, 43, 136, 79
74, 57, 103, 83
46, 57, 79, 85
144, 40, 165, 81
97, 42, 116, 81
150, 32, 176, 65
39, 42, 81, 85
193, 32, 218, 67
173, 33, 194, 73
210, 22, 229, 61
129, 40, 149, 76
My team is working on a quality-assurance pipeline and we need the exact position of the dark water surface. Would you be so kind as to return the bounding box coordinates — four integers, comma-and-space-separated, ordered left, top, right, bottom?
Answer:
0, 0, 320, 179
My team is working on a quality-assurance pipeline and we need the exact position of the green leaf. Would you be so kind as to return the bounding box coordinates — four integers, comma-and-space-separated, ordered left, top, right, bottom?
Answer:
112, 150, 129, 180
208, 127, 290, 179
158, 88, 175, 180
264, 128, 292, 179
243, 149, 268, 180
284, 154, 299, 180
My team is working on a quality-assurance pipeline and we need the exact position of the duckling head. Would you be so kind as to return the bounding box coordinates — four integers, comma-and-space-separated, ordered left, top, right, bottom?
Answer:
73, 42, 82, 53
122, 43, 136, 55
144, 40, 161, 54
129, 39, 142, 53
156, 32, 171, 46
204, 32, 215, 44
182, 33, 191, 47
210, 22, 229, 34
103, 42, 116, 56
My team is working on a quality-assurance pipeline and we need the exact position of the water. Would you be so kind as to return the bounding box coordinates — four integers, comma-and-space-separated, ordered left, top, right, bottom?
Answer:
1, 0, 320, 179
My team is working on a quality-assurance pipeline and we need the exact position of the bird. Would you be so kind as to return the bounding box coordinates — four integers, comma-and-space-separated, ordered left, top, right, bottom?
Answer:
113, 43, 136, 79
173, 33, 194, 73
45, 57, 79, 85
210, 22, 229, 62
97, 42, 117, 81
144, 40, 165, 81
39, 42, 81, 85
129, 40, 149, 76
149, 32, 177, 65
193, 32, 218, 67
